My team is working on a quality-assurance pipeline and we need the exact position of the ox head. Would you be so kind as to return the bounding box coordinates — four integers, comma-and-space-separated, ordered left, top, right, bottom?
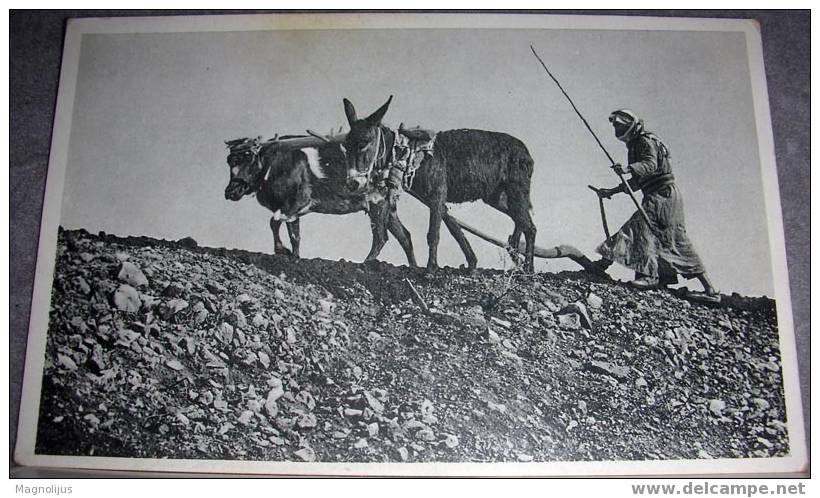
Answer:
342, 96, 393, 193
224, 137, 267, 201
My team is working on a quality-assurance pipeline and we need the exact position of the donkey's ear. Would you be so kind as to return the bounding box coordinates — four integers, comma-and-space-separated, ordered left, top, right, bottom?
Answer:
343, 98, 357, 126
365, 95, 393, 125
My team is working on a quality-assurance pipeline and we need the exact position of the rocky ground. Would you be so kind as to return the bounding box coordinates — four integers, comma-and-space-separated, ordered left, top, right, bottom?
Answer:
34, 228, 790, 465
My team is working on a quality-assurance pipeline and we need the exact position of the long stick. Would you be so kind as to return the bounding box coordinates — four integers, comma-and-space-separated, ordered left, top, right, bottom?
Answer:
530, 45, 650, 226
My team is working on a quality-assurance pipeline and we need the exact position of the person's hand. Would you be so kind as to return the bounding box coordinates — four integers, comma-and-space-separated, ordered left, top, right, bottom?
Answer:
610, 162, 626, 175
597, 187, 614, 199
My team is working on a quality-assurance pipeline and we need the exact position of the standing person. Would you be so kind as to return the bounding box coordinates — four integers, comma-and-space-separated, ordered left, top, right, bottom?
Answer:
590, 109, 720, 304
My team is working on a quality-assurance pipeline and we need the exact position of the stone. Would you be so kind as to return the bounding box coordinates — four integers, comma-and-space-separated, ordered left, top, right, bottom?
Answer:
192, 301, 209, 325
363, 391, 384, 413
205, 281, 227, 295
443, 434, 459, 448
56, 353, 78, 371
586, 293, 604, 310
751, 398, 770, 411
267, 378, 285, 403
293, 447, 316, 462
113, 284, 141, 312
297, 413, 317, 429
487, 401, 506, 413
162, 283, 186, 298
165, 359, 185, 371
643, 335, 660, 347
117, 262, 149, 288
486, 327, 502, 344
274, 289, 286, 300
353, 438, 369, 449
88, 344, 106, 373
318, 299, 336, 314
708, 399, 726, 416
344, 408, 363, 419
83, 414, 101, 427
258, 351, 271, 369
252, 313, 269, 328
557, 302, 592, 329
237, 410, 254, 425
73, 276, 91, 295
557, 313, 582, 331
635, 377, 648, 388
397, 447, 409, 461
367, 422, 380, 437
160, 299, 189, 320
584, 361, 630, 382
217, 322, 234, 344
229, 309, 248, 329
416, 428, 436, 441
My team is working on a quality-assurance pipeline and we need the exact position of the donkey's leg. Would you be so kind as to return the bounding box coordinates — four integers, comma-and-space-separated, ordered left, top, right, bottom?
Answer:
506, 191, 537, 273
286, 219, 301, 258
442, 208, 477, 270
484, 194, 522, 263
387, 208, 417, 268
269, 217, 291, 255
364, 200, 390, 263
426, 201, 445, 270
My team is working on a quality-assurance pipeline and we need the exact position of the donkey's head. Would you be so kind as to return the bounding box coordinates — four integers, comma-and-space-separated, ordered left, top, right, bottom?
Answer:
342, 96, 393, 193
224, 137, 268, 201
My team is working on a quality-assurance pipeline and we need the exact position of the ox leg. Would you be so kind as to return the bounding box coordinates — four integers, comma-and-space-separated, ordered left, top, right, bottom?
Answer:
387, 208, 417, 268
364, 200, 390, 263
269, 217, 291, 256
286, 219, 301, 258
442, 207, 477, 271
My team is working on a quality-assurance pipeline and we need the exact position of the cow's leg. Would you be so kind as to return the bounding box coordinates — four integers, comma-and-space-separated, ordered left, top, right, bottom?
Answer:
269, 217, 291, 255
364, 200, 390, 263
442, 207, 477, 271
386, 206, 417, 268
286, 219, 301, 258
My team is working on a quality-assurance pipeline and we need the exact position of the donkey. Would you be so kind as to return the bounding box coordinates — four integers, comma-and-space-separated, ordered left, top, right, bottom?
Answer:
224, 135, 417, 266
342, 96, 537, 272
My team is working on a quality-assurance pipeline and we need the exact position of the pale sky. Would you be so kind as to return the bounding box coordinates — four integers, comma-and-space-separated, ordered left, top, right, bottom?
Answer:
60, 26, 775, 296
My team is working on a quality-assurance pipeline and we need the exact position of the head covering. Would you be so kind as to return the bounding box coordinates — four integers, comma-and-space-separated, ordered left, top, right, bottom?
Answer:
609, 109, 644, 142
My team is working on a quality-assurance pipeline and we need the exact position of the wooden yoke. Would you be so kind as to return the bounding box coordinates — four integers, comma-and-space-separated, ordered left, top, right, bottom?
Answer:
259, 130, 347, 152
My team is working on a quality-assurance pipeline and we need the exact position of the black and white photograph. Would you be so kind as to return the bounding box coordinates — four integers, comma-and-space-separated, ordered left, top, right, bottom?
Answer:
12, 12, 808, 476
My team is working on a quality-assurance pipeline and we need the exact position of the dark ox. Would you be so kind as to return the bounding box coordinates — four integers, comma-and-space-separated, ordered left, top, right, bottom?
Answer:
224, 136, 417, 265
343, 96, 537, 272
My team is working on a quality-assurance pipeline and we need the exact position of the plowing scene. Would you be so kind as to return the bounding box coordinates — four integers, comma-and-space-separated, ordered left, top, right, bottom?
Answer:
29, 19, 794, 469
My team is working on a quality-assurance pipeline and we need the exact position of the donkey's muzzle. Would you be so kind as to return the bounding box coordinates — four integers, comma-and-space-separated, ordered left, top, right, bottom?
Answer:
225, 179, 248, 201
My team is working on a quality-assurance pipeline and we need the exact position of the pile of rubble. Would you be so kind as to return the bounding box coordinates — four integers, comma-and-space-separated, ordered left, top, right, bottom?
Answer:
35, 228, 789, 463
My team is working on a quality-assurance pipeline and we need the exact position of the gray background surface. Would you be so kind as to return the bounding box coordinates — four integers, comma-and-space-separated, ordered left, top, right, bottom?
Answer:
9, 10, 809, 476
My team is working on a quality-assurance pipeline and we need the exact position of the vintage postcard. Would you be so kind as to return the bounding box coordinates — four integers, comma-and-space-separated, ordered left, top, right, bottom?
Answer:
14, 13, 806, 476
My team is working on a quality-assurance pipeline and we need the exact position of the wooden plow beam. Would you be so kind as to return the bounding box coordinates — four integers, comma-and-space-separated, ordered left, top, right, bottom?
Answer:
452, 216, 598, 271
